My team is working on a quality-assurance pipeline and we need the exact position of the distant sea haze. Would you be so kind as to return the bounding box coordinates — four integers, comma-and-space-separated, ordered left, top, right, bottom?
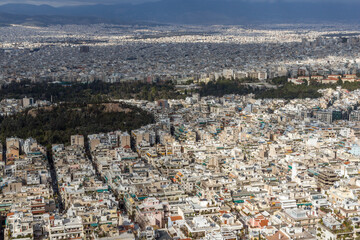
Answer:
1, 0, 360, 25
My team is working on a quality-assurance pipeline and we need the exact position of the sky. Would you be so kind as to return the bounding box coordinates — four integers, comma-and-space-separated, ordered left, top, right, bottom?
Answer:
0, 0, 160, 6
0, 0, 356, 6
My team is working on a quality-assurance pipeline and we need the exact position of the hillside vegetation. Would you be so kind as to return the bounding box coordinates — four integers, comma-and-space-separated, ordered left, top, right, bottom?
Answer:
0, 103, 154, 147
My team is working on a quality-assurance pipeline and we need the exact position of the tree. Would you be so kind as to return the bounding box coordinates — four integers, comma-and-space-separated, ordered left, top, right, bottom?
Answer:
337, 78, 343, 85
271, 76, 288, 85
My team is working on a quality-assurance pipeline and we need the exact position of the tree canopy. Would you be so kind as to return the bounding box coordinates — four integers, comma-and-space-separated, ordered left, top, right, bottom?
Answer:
0, 103, 154, 148
0, 80, 185, 103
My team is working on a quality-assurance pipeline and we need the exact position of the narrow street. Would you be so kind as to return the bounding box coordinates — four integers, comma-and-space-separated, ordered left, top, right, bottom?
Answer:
84, 139, 125, 209
46, 150, 64, 213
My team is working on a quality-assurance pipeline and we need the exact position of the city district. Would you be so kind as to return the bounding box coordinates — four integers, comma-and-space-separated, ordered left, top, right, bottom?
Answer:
2, 86, 360, 240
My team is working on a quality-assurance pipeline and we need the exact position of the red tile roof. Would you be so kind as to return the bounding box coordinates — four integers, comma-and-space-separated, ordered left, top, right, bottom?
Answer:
170, 215, 183, 221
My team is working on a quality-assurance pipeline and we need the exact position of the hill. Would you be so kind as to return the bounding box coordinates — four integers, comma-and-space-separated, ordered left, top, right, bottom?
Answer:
1, 1, 360, 25
0, 103, 154, 147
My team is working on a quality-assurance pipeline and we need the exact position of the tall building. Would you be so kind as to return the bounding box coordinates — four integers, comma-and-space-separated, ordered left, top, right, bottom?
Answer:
22, 97, 34, 107
223, 69, 234, 79
350, 110, 360, 121
317, 168, 339, 189
157, 99, 169, 109
292, 162, 298, 181
70, 135, 85, 147
315, 110, 333, 123
258, 72, 268, 80
131, 130, 150, 146
6, 137, 21, 160
119, 132, 131, 148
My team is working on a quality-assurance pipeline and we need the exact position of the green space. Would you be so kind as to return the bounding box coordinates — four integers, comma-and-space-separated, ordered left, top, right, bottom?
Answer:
198, 77, 260, 97
3, 76, 360, 105
199, 76, 360, 99
257, 80, 360, 99
0, 80, 185, 103
197, 76, 324, 99
0, 103, 155, 148
255, 82, 322, 99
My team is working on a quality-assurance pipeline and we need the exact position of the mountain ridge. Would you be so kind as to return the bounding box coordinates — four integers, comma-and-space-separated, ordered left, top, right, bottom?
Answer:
0, 0, 360, 25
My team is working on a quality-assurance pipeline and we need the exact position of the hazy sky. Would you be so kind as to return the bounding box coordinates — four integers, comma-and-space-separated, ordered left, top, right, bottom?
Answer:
0, 0, 160, 6
0, 0, 356, 6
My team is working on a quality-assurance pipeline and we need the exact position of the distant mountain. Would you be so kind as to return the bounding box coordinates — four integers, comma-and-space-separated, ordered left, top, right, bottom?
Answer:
0, 12, 114, 26
1, 0, 360, 25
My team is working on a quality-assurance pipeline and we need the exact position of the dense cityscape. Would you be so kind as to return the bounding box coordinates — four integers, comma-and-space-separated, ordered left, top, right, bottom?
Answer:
1, 24, 360, 84
2, 13, 360, 240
